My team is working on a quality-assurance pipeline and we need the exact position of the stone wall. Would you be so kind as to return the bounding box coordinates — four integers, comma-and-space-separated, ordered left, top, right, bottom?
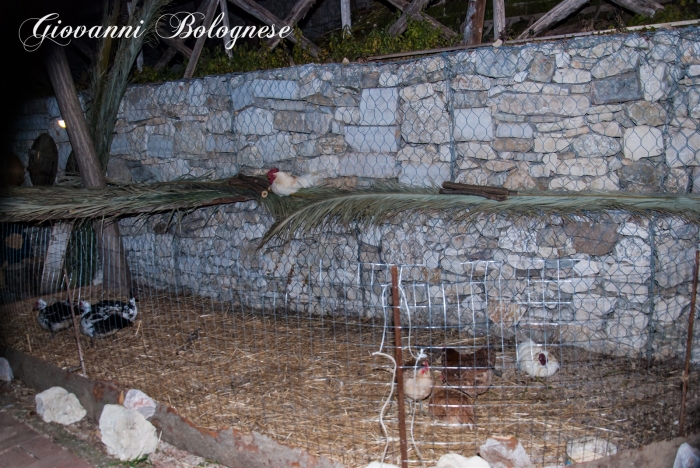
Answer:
11, 28, 700, 360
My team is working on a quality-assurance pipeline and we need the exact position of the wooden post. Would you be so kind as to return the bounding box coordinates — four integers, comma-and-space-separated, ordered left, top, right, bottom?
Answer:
219, 0, 233, 57
517, 0, 588, 38
463, 0, 488, 45
63, 268, 87, 378
388, 0, 431, 36
679, 249, 700, 437
493, 0, 506, 40
40, 222, 74, 293
265, 0, 318, 51
391, 265, 409, 468
184, 0, 219, 79
340, 0, 352, 35
44, 44, 132, 296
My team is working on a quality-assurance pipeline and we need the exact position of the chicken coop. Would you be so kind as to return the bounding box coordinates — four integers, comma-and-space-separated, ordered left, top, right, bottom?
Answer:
3, 27, 700, 468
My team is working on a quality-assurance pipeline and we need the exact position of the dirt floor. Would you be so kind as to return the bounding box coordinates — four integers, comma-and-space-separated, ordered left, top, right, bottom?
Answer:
0, 378, 227, 468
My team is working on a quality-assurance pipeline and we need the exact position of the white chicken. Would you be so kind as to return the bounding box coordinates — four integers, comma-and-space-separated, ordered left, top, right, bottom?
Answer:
266, 168, 320, 196
403, 360, 435, 401
516, 339, 560, 377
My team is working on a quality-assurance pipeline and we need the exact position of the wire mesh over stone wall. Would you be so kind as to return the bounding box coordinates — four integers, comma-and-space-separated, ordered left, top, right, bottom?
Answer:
5, 27, 700, 467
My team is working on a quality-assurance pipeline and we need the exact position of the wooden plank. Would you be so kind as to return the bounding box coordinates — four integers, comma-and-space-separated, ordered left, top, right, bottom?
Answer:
463, 0, 488, 45
228, 0, 321, 56
493, 0, 506, 40
266, 0, 318, 50
387, 0, 431, 36
517, 0, 589, 38
158, 29, 194, 58
340, 0, 352, 35
184, 0, 219, 79
384, 0, 458, 38
219, 0, 233, 57
40, 222, 74, 294
608, 0, 664, 16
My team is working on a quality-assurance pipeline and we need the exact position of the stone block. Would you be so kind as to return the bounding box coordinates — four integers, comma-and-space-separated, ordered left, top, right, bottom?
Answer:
274, 111, 332, 134
99, 404, 159, 461
344, 126, 400, 153
399, 162, 451, 186
454, 107, 493, 141
36, 387, 86, 425
252, 79, 300, 100
146, 134, 173, 158
571, 133, 621, 157
623, 125, 664, 160
234, 107, 275, 135
591, 73, 642, 104
666, 128, 700, 167
337, 153, 397, 178
123, 389, 157, 420
498, 93, 590, 116
591, 49, 639, 78
359, 88, 398, 125
496, 123, 533, 139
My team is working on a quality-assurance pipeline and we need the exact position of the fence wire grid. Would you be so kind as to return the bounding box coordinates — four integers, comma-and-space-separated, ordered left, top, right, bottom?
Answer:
4, 27, 700, 468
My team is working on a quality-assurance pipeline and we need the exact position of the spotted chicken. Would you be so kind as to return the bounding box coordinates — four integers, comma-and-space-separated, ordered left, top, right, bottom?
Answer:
516, 339, 560, 377
266, 168, 320, 196
78, 299, 135, 339
34, 298, 78, 335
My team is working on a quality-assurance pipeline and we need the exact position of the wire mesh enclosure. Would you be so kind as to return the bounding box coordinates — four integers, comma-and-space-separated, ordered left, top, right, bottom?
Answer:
1, 216, 698, 467
5, 25, 700, 468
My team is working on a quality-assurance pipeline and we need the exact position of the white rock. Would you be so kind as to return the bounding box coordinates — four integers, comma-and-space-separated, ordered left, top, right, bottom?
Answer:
479, 436, 533, 468
623, 126, 664, 160
36, 387, 86, 425
123, 389, 157, 420
436, 453, 491, 468
99, 404, 159, 461
674, 442, 700, 468
0, 358, 13, 382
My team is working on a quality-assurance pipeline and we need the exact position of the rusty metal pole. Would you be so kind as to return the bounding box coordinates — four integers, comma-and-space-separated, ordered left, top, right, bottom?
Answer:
391, 265, 409, 468
680, 248, 700, 437
63, 269, 87, 378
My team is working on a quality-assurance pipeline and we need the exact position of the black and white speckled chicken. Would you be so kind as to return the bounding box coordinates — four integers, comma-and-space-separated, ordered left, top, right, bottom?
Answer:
78, 300, 134, 338
88, 296, 138, 322
34, 299, 78, 336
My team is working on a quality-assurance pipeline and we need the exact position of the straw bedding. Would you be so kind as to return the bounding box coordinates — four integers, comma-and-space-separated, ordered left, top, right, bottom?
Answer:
1, 286, 698, 467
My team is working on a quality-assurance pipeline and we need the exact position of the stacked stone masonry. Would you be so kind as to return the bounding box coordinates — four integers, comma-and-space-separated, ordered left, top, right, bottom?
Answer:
11, 29, 700, 361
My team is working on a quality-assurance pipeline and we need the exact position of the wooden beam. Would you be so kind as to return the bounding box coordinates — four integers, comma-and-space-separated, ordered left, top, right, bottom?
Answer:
219, 0, 233, 57
44, 44, 132, 295
493, 0, 506, 40
463, 0, 488, 45
266, 0, 318, 50
517, 0, 589, 39
340, 0, 352, 35
387, 0, 431, 36
228, 0, 321, 56
154, 47, 177, 71
184, 0, 219, 79
384, 0, 458, 38
608, 0, 663, 16
154, 0, 209, 67
158, 29, 194, 59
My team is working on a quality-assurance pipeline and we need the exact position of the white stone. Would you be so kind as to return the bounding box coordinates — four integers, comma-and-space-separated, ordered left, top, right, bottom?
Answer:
574, 294, 616, 320
452, 75, 492, 90
123, 389, 157, 420
571, 133, 621, 158
36, 387, 86, 425
360, 88, 398, 125
400, 162, 451, 186
379, 73, 399, 87
457, 142, 497, 160
454, 108, 493, 141
640, 63, 669, 102
338, 153, 398, 178
553, 69, 591, 83
549, 176, 587, 191
591, 49, 639, 79
666, 128, 700, 167
614, 237, 651, 266
252, 79, 299, 100
534, 134, 570, 153
556, 158, 607, 176
555, 51, 571, 68
590, 121, 622, 137
344, 126, 400, 153
480, 436, 533, 468
623, 126, 664, 160
99, 404, 159, 461
536, 117, 585, 132
334, 107, 360, 124
234, 107, 274, 135
654, 296, 691, 324
436, 453, 491, 468
496, 123, 533, 139
0, 358, 12, 383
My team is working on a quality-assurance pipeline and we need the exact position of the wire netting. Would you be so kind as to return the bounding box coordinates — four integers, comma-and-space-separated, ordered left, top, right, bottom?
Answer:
4, 27, 700, 467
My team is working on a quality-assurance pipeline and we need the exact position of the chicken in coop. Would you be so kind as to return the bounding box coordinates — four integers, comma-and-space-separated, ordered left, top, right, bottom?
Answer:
402, 358, 435, 402
266, 168, 320, 196
516, 339, 560, 377
88, 295, 138, 322
439, 347, 496, 398
78, 299, 135, 338
34, 298, 78, 335
429, 386, 475, 426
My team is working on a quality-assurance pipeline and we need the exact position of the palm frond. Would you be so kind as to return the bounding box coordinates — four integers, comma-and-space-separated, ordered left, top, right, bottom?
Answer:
258, 182, 700, 247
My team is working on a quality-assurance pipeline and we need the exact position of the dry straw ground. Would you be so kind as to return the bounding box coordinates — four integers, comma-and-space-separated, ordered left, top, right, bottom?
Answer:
2, 285, 698, 467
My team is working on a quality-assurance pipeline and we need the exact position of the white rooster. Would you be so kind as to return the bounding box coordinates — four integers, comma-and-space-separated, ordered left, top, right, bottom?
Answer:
266, 168, 320, 196
516, 339, 559, 377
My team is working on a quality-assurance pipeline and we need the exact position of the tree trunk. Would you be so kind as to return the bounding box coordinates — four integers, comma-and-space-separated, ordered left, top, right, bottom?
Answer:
493, 0, 506, 40
517, 0, 589, 38
463, 0, 488, 45
44, 44, 132, 297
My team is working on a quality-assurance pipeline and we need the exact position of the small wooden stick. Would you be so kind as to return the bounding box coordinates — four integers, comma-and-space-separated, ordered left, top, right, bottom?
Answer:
679, 248, 699, 437
63, 268, 87, 378
391, 265, 409, 468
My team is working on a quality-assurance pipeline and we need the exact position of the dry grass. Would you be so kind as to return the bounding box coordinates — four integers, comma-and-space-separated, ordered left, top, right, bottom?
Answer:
2, 286, 698, 467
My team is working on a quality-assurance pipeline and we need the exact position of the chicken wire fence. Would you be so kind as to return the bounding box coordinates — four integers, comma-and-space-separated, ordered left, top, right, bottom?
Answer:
1, 217, 699, 467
